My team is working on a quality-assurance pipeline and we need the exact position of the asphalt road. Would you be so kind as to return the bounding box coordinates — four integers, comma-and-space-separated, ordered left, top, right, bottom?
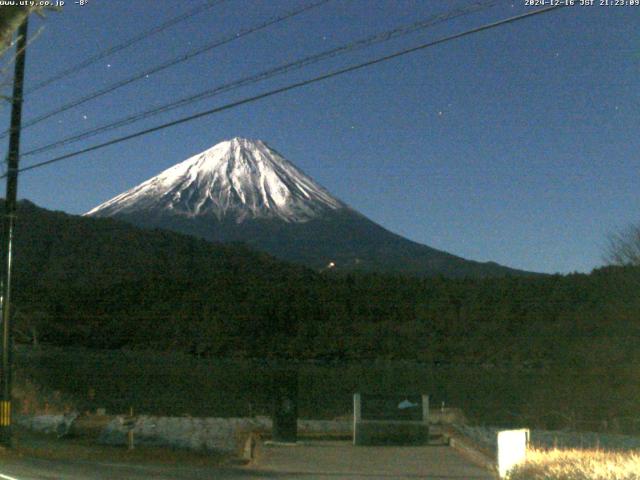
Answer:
0, 441, 495, 479
0, 457, 258, 480
251, 440, 495, 479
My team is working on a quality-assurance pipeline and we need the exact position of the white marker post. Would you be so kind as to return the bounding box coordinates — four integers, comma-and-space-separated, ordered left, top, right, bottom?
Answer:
353, 393, 361, 445
497, 429, 529, 478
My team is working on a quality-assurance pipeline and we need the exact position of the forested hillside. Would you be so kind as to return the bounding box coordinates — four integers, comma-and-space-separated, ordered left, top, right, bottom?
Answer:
4, 200, 639, 371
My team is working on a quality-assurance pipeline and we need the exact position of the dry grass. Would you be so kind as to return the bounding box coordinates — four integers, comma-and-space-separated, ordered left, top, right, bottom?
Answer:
509, 447, 640, 480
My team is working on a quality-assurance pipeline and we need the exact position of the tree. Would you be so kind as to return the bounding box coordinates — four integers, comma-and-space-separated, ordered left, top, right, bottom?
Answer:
605, 224, 640, 266
0, 7, 31, 55
0, 6, 59, 103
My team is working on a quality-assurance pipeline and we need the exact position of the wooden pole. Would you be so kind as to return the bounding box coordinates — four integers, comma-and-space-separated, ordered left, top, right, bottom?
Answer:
0, 15, 28, 448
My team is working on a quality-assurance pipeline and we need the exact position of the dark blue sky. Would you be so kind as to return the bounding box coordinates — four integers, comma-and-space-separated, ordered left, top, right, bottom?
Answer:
2, 0, 638, 274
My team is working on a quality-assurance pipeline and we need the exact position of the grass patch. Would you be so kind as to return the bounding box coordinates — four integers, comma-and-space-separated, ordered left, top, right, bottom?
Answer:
509, 447, 640, 480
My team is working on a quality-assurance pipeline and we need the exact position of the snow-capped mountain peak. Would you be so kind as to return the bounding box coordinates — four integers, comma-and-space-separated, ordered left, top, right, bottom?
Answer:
86, 137, 345, 223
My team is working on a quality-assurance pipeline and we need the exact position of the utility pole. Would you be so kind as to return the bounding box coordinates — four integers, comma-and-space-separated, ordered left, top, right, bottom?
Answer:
0, 16, 28, 447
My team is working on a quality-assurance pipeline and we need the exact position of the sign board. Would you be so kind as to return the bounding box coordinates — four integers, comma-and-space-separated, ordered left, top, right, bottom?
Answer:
122, 416, 136, 430
353, 393, 429, 446
360, 394, 424, 422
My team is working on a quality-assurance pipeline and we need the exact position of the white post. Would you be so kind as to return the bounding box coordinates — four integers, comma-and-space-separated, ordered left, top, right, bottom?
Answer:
353, 393, 361, 445
497, 429, 529, 478
421, 394, 429, 423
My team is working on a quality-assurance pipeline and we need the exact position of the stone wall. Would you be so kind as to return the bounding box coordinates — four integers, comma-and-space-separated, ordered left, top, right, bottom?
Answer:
16, 413, 351, 453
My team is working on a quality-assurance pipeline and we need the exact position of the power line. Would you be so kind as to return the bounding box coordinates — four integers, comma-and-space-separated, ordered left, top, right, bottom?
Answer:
1, 0, 330, 139
22, 0, 497, 158
8, 4, 565, 178
23, 0, 225, 97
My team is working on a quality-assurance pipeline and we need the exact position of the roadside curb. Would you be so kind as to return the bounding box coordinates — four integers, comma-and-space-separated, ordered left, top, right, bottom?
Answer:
444, 426, 497, 476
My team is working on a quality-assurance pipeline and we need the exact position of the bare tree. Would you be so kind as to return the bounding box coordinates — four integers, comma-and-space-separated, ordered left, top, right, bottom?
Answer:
0, 7, 32, 56
0, 7, 34, 104
605, 224, 640, 266
0, 7, 56, 103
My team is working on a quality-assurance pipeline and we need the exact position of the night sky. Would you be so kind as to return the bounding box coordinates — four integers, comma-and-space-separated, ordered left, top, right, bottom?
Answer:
1, 0, 638, 274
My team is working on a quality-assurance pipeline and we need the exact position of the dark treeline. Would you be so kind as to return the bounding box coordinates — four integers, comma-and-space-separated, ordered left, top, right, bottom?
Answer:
7, 200, 639, 372
6, 201, 640, 429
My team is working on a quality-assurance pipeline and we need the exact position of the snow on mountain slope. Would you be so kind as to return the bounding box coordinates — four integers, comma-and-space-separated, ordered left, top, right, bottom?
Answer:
85, 137, 534, 277
86, 138, 345, 223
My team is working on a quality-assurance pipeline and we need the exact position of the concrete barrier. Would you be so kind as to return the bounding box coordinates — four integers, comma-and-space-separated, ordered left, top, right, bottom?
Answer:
445, 425, 496, 473
15, 413, 351, 453
15, 412, 77, 436
445, 425, 530, 478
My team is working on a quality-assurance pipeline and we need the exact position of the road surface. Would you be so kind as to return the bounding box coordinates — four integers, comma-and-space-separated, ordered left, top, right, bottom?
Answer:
250, 440, 495, 479
0, 441, 495, 479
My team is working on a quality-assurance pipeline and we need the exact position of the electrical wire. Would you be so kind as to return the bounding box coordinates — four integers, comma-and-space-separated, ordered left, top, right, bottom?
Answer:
22, 0, 497, 158
6, 4, 565, 178
22, 0, 226, 96
0, 0, 330, 139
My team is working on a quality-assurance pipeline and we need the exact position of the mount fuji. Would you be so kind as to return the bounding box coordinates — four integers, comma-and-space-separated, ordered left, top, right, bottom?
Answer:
87, 138, 530, 277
